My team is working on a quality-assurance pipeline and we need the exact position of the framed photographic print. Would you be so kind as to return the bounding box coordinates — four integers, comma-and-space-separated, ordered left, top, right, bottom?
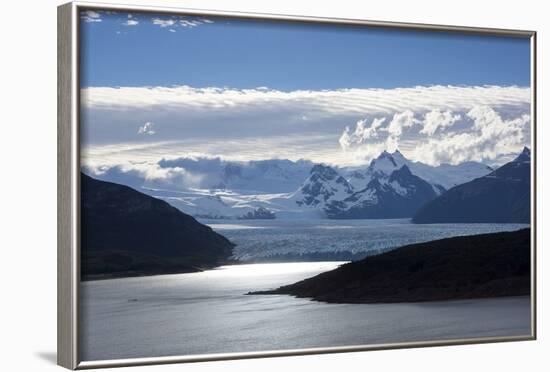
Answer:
57, 1, 537, 369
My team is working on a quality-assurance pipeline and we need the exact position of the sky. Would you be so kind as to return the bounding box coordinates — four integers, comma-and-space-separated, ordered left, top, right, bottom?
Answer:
80, 10, 532, 180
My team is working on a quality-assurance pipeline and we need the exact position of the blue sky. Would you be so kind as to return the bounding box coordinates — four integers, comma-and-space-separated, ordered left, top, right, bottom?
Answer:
80, 10, 532, 174
80, 10, 530, 90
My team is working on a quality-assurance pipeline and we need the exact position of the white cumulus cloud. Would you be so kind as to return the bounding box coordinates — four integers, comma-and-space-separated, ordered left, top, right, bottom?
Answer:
337, 104, 530, 166
412, 106, 530, 165
339, 117, 386, 151
387, 110, 419, 137
420, 109, 462, 136
137, 122, 156, 135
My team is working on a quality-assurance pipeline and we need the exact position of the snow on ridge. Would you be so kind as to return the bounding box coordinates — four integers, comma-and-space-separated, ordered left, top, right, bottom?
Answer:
87, 150, 495, 219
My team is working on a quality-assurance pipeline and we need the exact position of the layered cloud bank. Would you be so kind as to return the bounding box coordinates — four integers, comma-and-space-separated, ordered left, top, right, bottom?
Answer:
81, 84, 531, 167
83, 85, 529, 113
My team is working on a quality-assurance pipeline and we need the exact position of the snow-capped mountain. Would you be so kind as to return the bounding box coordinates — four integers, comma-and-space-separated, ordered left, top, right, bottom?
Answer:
327, 164, 439, 218
288, 150, 492, 219
345, 150, 493, 191
85, 150, 494, 220
292, 164, 354, 208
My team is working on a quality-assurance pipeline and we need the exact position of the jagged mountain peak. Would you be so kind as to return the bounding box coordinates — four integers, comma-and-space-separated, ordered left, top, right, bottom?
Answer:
486, 147, 531, 181
371, 149, 411, 167
513, 147, 531, 163
293, 164, 353, 208
376, 150, 396, 162
361, 150, 418, 188
369, 150, 401, 174
390, 149, 407, 161
330, 161, 439, 219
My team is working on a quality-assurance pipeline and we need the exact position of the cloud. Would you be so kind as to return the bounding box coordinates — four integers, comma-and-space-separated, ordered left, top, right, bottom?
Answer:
137, 122, 156, 135
338, 114, 412, 158
387, 110, 419, 137
383, 111, 420, 152
339, 117, 386, 150
412, 106, 530, 165
152, 18, 176, 28
84, 155, 318, 194
81, 11, 214, 30
84, 163, 205, 191
179, 18, 214, 28
82, 85, 530, 115
81, 85, 531, 167
151, 17, 214, 30
81, 10, 102, 23
337, 105, 530, 165
123, 19, 139, 26
180, 20, 201, 28
81, 134, 340, 169
420, 109, 461, 136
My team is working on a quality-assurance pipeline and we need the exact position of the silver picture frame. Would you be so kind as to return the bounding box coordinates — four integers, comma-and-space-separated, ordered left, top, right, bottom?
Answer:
58, 1, 537, 369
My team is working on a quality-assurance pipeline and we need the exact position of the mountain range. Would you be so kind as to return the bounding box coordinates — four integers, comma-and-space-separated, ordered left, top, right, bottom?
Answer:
327, 164, 440, 219
85, 148, 530, 221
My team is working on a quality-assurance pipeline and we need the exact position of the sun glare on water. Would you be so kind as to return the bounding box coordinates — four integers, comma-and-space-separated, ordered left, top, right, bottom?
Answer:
199, 262, 346, 278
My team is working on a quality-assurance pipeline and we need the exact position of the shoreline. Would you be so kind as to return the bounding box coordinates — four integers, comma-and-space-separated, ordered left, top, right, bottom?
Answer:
247, 288, 531, 305
249, 229, 531, 304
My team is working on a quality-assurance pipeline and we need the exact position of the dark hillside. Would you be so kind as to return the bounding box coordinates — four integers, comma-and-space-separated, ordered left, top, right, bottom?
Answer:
249, 229, 530, 303
81, 173, 234, 280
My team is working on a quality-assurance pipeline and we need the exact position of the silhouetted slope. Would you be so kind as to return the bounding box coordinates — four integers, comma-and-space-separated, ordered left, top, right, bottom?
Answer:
81, 173, 234, 279
412, 148, 531, 224
249, 229, 530, 303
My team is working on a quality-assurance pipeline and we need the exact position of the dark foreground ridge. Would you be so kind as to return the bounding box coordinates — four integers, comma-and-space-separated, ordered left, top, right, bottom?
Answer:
412, 147, 531, 224
249, 229, 530, 303
81, 173, 235, 280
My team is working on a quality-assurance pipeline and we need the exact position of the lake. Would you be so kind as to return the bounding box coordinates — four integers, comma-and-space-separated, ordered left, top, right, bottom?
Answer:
80, 261, 531, 361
